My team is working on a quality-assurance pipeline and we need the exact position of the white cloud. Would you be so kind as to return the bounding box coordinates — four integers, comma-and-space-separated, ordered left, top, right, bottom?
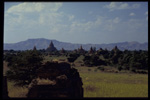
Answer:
105, 2, 116, 9
6, 2, 64, 26
68, 15, 74, 21
5, 3, 63, 26
113, 17, 120, 23
129, 13, 135, 16
104, 2, 128, 11
145, 11, 148, 15
119, 3, 129, 9
103, 17, 121, 31
146, 16, 148, 21
69, 16, 104, 33
145, 11, 148, 21
4, 2, 147, 44
104, 2, 117, 11
123, 19, 146, 32
4, 2, 66, 41
69, 16, 121, 33
132, 3, 141, 8
104, 2, 140, 11
7, 2, 62, 14
5, 2, 64, 27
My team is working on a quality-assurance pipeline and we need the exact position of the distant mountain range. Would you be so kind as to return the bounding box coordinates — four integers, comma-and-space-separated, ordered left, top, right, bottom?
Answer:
4, 38, 148, 51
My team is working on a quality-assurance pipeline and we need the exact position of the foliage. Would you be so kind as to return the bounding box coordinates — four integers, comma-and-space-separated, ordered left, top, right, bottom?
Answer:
5, 50, 43, 87
7, 67, 148, 97
117, 66, 122, 71
97, 66, 104, 71
83, 55, 107, 67
67, 53, 80, 63
3, 47, 148, 88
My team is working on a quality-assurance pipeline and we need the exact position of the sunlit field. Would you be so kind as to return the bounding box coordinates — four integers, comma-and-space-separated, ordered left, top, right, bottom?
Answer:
7, 68, 148, 97
75, 67, 148, 97
5, 60, 148, 98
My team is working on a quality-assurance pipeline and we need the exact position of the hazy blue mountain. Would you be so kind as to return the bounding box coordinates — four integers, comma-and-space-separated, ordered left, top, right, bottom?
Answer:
4, 38, 148, 51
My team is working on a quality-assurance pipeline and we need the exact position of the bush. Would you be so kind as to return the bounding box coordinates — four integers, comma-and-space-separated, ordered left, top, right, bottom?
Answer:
6, 50, 43, 87
136, 70, 147, 74
97, 67, 104, 71
94, 69, 97, 72
117, 66, 122, 71
83, 55, 106, 67
81, 64, 84, 66
131, 68, 136, 73
67, 53, 80, 63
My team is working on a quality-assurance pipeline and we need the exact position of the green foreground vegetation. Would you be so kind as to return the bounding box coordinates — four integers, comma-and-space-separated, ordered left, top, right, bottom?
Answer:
6, 66, 148, 97
3, 46, 148, 98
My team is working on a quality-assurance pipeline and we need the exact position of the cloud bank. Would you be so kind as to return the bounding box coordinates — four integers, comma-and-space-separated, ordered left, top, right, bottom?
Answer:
4, 2, 148, 44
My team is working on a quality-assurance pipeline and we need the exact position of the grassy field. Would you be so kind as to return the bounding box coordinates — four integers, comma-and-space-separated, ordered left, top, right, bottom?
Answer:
6, 67, 148, 98
75, 67, 148, 97
4, 55, 148, 98
7, 81, 28, 97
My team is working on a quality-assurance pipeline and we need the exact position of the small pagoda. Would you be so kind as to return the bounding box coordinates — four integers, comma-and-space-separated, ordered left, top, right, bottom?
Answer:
112, 46, 120, 53
78, 45, 85, 54
89, 47, 94, 54
61, 48, 66, 54
46, 41, 57, 52
33, 46, 37, 51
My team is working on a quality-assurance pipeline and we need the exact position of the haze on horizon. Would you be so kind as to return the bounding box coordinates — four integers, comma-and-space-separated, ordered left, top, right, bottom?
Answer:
4, 2, 148, 44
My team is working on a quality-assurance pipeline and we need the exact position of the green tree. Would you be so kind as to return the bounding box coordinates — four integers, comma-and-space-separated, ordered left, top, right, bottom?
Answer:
67, 53, 80, 64
6, 50, 43, 87
117, 66, 122, 71
83, 55, 106, 67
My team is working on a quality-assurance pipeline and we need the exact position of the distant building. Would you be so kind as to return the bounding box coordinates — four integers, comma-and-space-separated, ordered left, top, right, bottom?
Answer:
112, 46, 120, 53
78, 45, 85, 54
99, 48, 103, 51
89, 47, 94, 54
61, 48, 65, 54
46, 41, 57, 52
96, 48, 103, 55
33, 46, 37, 51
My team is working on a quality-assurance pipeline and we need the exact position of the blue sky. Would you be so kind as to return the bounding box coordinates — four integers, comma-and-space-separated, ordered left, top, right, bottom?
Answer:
4, 2, 148, 44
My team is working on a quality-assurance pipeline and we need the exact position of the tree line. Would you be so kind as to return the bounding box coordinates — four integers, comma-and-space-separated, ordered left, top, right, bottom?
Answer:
3, 46, 148, 86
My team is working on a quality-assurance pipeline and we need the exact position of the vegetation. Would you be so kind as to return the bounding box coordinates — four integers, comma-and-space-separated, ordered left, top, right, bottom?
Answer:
6, 67, 148, 97
75, 67, 148, 97
4, 50, 43, 87
3, 44, 148, 97
67, 53, 80, 63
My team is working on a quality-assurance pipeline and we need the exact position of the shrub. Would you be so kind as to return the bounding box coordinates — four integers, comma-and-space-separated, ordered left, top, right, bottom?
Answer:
81, 64, 84, 66
94, 69, 97, 72
97, 67, 104, 71
136, 70, 147, 74
131, 68, 136, 73
118, 66, 122, 71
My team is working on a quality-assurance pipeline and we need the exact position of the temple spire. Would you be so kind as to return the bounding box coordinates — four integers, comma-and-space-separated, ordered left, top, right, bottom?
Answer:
46, 41, 57, 52
49, 41, 54, 47
33, 46, 37, 51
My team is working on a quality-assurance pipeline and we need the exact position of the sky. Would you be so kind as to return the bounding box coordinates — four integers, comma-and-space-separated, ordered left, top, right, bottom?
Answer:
4, 2, 148, 44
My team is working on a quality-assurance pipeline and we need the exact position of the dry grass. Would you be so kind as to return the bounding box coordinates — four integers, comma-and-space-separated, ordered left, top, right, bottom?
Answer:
7, 81, 28, 97
4, 55, 148, 98
75, 67, 148, 97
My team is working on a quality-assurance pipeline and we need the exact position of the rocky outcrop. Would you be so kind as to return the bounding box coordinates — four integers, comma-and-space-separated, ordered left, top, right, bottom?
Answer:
27, 62, 83, 98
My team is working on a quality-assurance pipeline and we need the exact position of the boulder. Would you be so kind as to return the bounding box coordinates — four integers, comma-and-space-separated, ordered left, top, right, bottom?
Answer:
27, 62, 83, 98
